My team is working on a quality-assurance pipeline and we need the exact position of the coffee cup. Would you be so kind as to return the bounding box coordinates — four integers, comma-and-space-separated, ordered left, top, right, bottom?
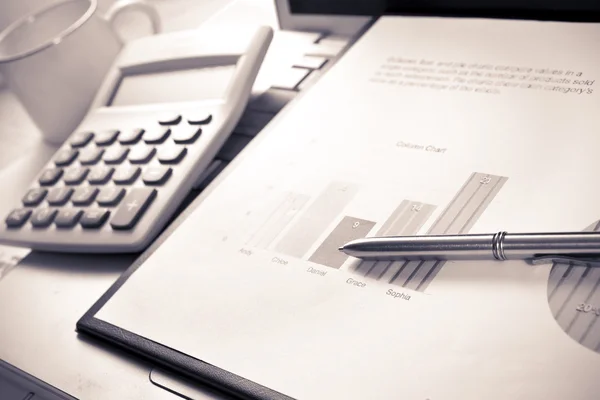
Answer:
0, 0, 161, 144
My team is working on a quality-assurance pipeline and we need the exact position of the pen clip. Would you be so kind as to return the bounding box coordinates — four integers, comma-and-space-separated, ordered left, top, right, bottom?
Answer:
529, 255, 600, 267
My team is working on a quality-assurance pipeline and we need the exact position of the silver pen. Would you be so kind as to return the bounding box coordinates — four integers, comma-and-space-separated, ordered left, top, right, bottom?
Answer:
338, 231, 600, 266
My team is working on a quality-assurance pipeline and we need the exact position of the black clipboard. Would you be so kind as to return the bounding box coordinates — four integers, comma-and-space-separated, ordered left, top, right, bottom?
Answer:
77, 6, 600, 400
77, 185, 294, 399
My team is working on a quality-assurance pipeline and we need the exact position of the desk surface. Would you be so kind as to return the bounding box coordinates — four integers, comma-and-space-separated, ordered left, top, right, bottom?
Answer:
0, 1, 278, 399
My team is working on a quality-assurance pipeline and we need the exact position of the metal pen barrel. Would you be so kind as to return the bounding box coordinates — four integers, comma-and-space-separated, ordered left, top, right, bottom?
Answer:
502, 232, 600, 259
341, 234, 497, 260
341, 231, 600, 261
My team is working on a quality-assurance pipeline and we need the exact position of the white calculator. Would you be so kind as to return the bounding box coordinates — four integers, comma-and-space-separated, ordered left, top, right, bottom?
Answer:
0, 26, 273, 253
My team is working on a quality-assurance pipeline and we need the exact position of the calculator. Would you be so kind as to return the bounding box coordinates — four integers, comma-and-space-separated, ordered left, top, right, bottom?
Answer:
0, 26, 273, 253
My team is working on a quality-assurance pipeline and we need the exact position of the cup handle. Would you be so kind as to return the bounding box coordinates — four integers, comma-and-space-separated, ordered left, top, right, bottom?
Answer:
104, 0, 162, 36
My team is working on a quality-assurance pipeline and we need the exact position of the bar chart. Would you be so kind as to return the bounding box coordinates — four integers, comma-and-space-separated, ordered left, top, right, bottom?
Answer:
548, 220, 600, 355
308, 216, 376, 268
353, 200, 436, 277
274, 181, 359, 257
245, 192, 310, 250
364, 172, 508, 292
244, 173, 507, 288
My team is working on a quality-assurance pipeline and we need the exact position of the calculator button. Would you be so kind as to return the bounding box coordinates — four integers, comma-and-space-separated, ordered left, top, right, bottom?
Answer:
157, 146, 186, 164
31, 208, 58, 228
97, 187, 126, 206
158, 114, 182, 125
113, 166, 141, 184
22, 188, 47, 206
47, 187, 74, 206
172, 126, 202, 144
95, 130, 119, 146
80, 209, 110, 229
88, 166, 115, 184
63, 167, 89, 185
129, 145, 156, 164
79, 147, 104, 165
103, 147, 129, 164
143, 167, 172, 185
54, 149, 78, 166
71, 187, 99, 206
5, 209, 31, 228
110, 188, 156, 230
55, 208, 83, 228
187, 112, 212, 125
143, 127, 171, 144
70, 131, 94, 148
39, 168, 63, 186
119, 128, 145, 144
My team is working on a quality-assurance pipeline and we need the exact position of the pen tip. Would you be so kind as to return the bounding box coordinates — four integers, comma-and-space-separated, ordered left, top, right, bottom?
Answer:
338, 246, 344, 251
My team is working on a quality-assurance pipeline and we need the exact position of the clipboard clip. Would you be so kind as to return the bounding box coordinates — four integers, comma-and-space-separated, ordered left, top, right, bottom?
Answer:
528, 255, 600, 267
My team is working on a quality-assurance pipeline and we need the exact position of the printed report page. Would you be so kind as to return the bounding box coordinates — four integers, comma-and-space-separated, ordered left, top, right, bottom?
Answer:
97, 16, 600, 399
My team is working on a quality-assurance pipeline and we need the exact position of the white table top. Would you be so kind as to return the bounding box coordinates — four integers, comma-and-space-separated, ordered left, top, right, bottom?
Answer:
0, 1, 278, 399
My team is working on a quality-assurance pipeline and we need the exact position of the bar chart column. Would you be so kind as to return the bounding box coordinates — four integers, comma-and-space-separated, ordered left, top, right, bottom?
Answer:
381, 172, 507, 291
354, 200, 436, 278
274, 181, 358, 258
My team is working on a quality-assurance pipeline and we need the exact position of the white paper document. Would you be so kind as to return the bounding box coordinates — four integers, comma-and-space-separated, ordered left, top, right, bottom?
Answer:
97, 16, 600, 399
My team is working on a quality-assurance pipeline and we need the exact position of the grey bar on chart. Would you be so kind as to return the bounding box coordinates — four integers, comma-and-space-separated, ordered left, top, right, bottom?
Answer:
354, 201, 432, 276
246, 192, 309, 249
548, 263, 572, 297
354, 200, 411, 275
275, 181, 358, 258
560, 267, 600, 332
246, 192, 295, 246
581, 309, 600, 351
567, 271, 600, 341
308, 216, 376, 269
363, 202, 435, 279
549, 265, 588, 316
399, 173, 507, 291
442, 174, 506, 236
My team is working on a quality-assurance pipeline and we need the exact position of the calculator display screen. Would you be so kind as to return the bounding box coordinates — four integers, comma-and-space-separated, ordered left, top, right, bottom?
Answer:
109, 64, 236, 107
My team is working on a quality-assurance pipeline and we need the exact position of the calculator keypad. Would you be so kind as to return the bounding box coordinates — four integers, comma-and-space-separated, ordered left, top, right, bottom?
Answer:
113, 166, 141, 184
172, 126, 202, 144
143, 167, 172, 185
80, 209, 110, 229
95, 130, 119, 146
88, 166, 115, 185
31, 208, 58, 228
158, 114, 182, 126
47, 187, 74, 206
70, 131, 94, 148
54, 149, 79, 166
158, 146, 186, 164
143, 127, 171, 144
187, 111, 212, 125
119, 128, 145, 144
3, 111, 216, 247
103, 147, 129, 164
79, 147, 104, 165
5, 209, 31, 228
63, 167, 89, 185
97, 187, 125, 207
23, 188, 47, 206
39, 168, 63, 186
128, 145, 156, 164
72, 187, 99, 206
110, 188, 156, 230
55, 209, 83, 228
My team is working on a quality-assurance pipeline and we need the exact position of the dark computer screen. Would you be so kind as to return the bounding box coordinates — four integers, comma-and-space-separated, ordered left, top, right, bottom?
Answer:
289, 0, 600, 21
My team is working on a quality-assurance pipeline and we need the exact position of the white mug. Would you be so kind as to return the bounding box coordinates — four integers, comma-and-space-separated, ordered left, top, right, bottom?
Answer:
0, 0, 161, 144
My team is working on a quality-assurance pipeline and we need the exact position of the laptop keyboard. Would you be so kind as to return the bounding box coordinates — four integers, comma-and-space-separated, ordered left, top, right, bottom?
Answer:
192, 32, 349, 193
